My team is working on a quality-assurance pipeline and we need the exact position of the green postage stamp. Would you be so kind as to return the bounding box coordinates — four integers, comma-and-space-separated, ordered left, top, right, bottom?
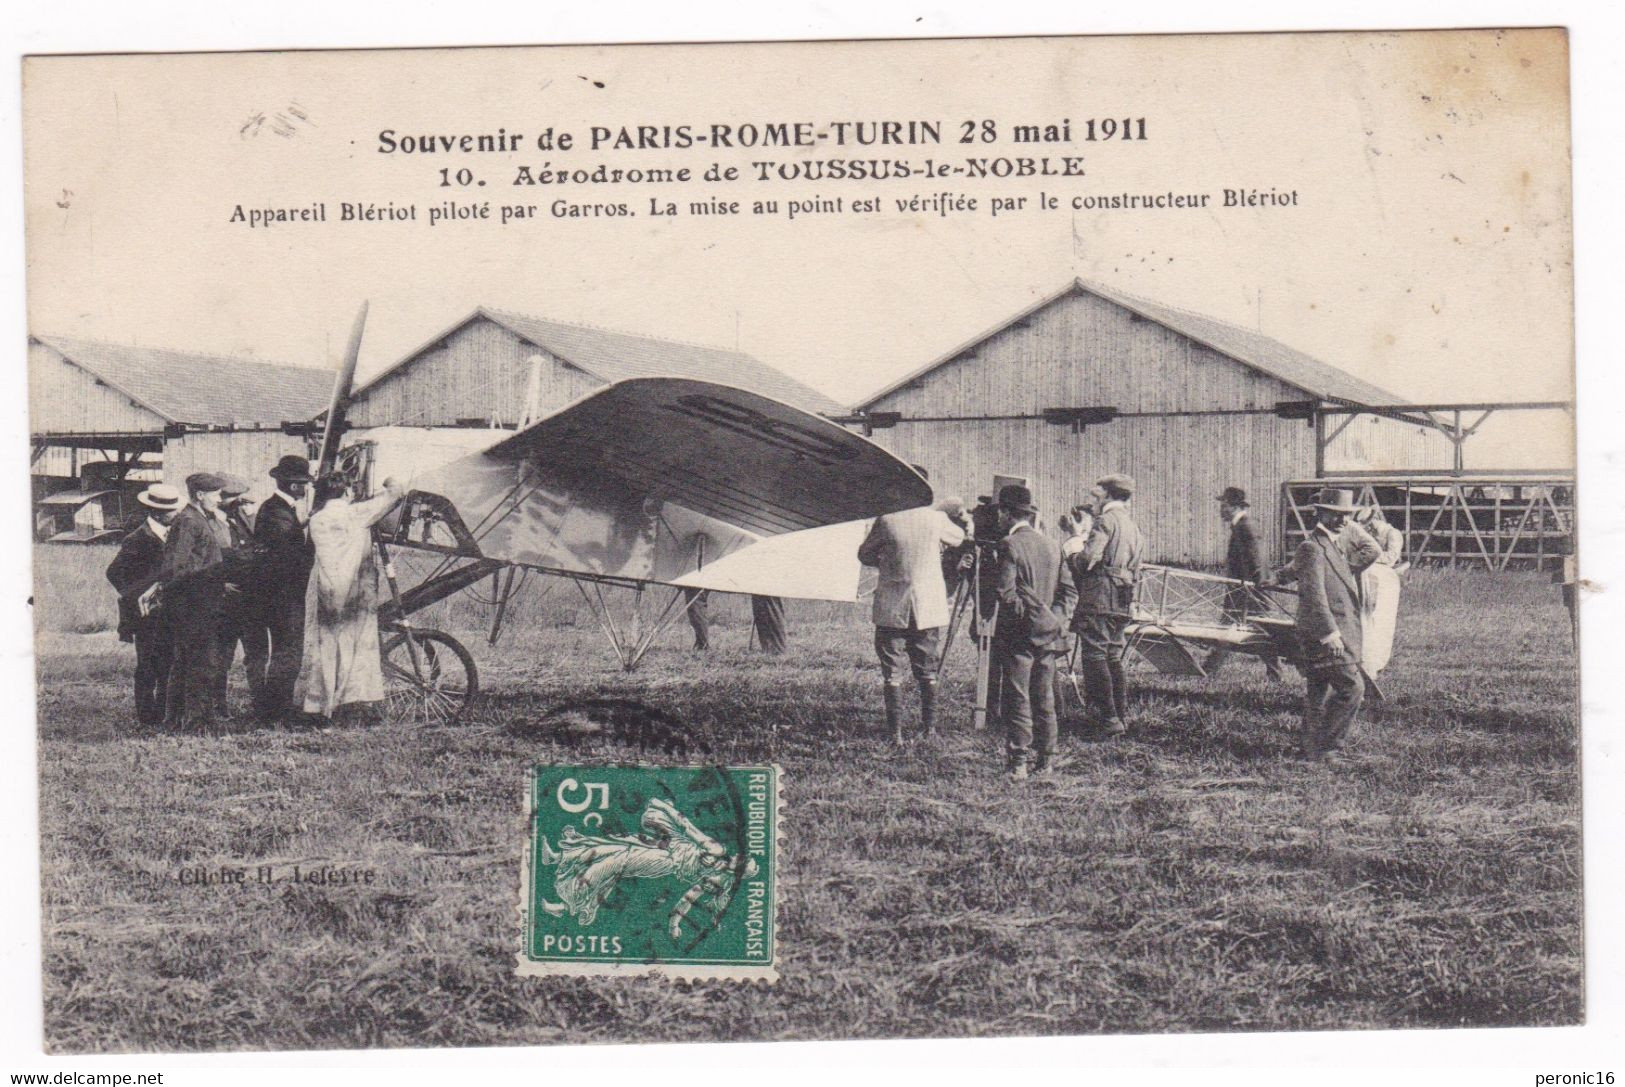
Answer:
519, 765, 780, 981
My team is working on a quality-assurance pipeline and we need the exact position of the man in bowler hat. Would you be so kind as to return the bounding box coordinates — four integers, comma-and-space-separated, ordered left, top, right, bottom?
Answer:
992, 484, 1075, 778
1293, 487, 1371, 761
255, 455, 316, 722
1205, 486, 1283, 681
106, 483, 185, 727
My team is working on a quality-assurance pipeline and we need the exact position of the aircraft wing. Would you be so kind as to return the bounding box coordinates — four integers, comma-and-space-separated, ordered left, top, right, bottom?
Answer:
671, 520, 873, 602
396, 378, 932, 591
484, 377, 923, 535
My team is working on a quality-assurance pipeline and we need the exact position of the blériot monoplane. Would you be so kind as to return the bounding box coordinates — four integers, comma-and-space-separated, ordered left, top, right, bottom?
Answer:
304, 305, 930, 723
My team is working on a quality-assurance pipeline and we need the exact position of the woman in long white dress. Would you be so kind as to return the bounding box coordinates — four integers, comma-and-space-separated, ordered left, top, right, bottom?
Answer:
296, 475, 405, 720
1352, 506, 1406, 674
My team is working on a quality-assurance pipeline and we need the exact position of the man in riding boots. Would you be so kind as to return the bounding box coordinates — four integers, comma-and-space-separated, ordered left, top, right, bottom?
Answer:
1070, 473, 1145, 738
857, 466, 967, 744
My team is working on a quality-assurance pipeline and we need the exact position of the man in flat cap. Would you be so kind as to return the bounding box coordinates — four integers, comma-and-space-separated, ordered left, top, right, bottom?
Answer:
991, 484, 1074, 778
215, 475, 270, 718
1069, 473, 1145, 737
857, 466, 967, 744
105, 483, 185, 728
1205, 486, 1283, 681
1293, 487, 1372, 762
255, 455, 315, 723
140, 472, 231, 731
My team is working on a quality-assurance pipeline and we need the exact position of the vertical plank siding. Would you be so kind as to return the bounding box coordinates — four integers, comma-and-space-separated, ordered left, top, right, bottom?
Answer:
874, 413, 1309, 567
28, 341, 166, 436
161, 431, 314, 500
347, 318, 603, 428
866, 290, 1365, 567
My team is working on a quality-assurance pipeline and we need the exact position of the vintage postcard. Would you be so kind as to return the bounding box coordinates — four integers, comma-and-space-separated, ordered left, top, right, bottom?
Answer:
21, 30, 1579, 1054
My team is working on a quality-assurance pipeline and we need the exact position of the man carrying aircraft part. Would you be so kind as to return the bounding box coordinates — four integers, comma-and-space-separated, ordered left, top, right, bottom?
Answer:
1294, 487, 1375, 762
1204, 486, 1283, 682
992, 485, 1075, 778
1070, 474, 1145, 738
856, 466, 967, 744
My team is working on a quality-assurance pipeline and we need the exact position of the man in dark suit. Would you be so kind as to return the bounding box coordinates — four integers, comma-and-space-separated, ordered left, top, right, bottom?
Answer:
142, 473, 231, 731
106, 484, 185, 727
1205, 486, 1283, 681
992, 484, 1076, 779
1293, 487, 1372, 761
254, 455, 315, 723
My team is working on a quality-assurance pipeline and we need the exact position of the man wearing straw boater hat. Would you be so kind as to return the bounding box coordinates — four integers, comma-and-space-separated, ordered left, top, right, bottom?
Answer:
140, 472, 232, 731
105, 483, 185, 728
255, 454, 316, 724
1293, 486, 1371, 762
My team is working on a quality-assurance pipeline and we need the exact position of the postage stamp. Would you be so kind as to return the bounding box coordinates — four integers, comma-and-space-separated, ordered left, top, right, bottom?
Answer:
518, 764, 780, 981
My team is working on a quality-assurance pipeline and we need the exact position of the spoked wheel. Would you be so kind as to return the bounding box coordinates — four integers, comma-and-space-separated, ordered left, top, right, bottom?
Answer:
381, 627, 478, 725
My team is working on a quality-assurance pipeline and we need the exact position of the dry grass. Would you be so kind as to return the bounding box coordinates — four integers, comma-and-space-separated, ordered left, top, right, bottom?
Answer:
32, 548, 1580, 1051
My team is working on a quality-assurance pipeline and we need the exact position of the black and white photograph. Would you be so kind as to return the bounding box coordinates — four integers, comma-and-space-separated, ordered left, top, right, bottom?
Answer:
8, 18, 1619, 1074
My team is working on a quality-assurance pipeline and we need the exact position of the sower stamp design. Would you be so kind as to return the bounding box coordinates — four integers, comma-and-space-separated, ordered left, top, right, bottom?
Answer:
519, 765, 779, 981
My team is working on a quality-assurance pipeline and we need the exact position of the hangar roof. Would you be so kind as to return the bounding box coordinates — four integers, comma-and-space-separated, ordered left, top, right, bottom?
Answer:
854, 278, 1405, 410
353, 307, 844, 415
33, 335, 334, 428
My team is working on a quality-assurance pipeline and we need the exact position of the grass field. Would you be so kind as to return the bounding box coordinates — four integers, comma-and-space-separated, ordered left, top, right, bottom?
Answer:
32, 546, 1581, 1052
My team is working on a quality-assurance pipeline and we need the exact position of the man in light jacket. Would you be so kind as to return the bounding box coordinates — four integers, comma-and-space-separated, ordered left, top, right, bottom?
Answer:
1070, 473, 1145, 737
857, 467, 967, 744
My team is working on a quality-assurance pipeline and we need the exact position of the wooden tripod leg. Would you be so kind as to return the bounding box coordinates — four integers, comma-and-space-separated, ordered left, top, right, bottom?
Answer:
935, 577, 972, 678
971, 602, 999, 731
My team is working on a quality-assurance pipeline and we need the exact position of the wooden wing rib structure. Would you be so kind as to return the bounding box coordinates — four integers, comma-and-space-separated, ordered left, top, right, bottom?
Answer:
1112, 564, 1383, 701
1116, 564, 1301, 679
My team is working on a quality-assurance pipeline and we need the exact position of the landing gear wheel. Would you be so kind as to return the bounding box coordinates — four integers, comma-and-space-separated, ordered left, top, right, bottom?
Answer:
381, 627, 478, 725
